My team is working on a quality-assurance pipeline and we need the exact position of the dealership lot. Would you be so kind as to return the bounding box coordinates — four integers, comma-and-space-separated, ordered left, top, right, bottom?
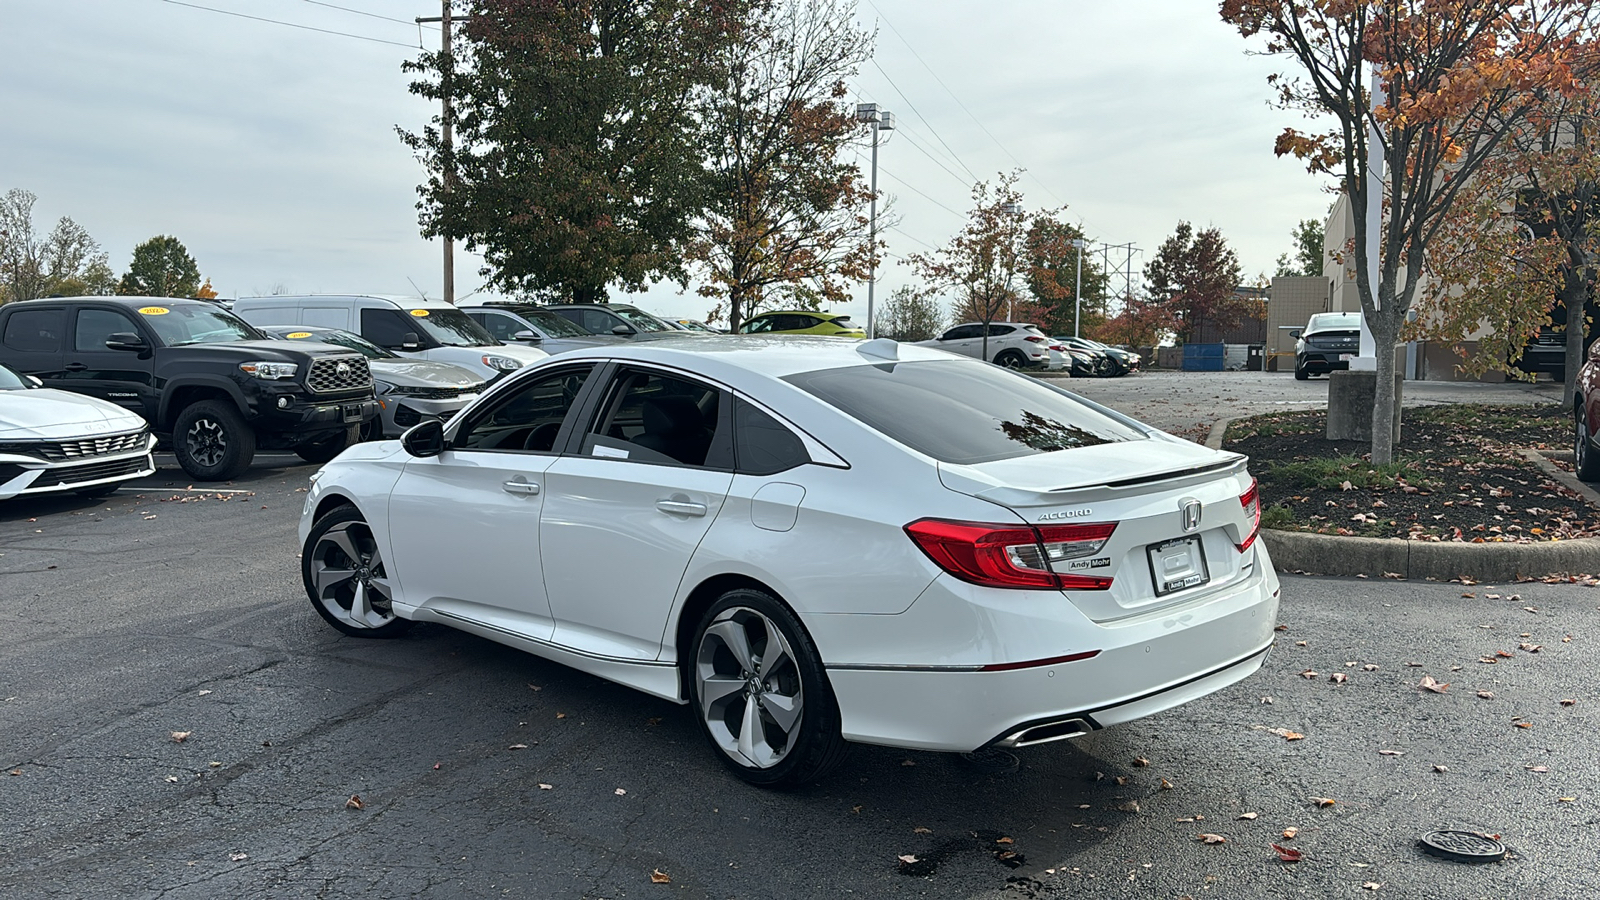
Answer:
4, 375, 1597, 899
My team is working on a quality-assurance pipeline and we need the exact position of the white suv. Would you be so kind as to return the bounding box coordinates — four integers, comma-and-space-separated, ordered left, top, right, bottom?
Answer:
917, 322, 1052, 369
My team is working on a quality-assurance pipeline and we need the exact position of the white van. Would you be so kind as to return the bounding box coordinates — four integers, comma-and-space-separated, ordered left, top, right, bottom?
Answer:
232, 295, 547, 380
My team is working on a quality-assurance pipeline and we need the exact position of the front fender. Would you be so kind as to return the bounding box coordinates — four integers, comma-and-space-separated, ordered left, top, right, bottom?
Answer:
158, 374, 253, 428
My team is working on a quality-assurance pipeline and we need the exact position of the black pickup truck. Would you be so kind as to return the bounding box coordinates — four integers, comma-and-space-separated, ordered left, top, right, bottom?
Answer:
0, 297, 379, 480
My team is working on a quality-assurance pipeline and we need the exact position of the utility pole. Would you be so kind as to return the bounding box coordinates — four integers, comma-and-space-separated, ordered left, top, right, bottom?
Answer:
417, 2, 459, 304
854, 103, 894, 338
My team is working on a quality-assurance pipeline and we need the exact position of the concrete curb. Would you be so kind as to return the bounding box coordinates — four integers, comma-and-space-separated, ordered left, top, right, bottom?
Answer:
1210, 415, 1600, 581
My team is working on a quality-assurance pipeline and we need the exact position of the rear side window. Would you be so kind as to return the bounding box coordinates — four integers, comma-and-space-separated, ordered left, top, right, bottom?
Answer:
785, 361, 1145, 465
735, 399, 809, 475
3, 308, 64, 352
585, 368, 731, 468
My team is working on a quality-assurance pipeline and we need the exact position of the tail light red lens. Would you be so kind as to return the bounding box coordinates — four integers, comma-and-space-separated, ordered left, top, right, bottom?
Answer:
905, 519, 1117, 590
1238, 477, 1261, 551
1024, 335, 1047, 343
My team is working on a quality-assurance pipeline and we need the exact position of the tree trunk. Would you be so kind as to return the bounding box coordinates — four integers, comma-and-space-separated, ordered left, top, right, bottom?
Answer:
1369, 304, 1403, 465
1562, 271, 1585, 407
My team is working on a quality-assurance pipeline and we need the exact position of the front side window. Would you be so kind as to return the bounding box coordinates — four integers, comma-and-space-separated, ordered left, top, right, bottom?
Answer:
474, 312, 522, 342
741, 316, 774, 334
585, 369, 730, 468
455, 365, 596, 453
786, 361, 1145, 465
75, 309, 141, 352
3, 308, 64, 352
941, 324, 980, 341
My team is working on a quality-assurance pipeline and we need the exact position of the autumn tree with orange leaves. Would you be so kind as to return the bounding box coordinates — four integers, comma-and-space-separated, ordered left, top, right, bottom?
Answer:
690, 0, 878, 331
1221, 0, 1599, 463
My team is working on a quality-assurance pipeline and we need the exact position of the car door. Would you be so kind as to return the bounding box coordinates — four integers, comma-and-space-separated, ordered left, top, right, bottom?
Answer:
539, 365, 735, 662
63, 306, 158, 420
384, 363, 601, 640
1, 306, 67, 383
935, 324, 982, 358
468, 309, 526, 343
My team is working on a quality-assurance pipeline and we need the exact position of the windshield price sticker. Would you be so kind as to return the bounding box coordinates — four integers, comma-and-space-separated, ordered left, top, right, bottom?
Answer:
409, 309, 430, 317
286, 332, 312, 339
138, 306, 170, 316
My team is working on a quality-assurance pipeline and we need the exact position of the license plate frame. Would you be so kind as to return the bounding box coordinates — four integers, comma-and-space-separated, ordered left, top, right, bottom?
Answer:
1148, 536, 1210, 596
340, 403, 364, 423
1338, 353, 1353, 361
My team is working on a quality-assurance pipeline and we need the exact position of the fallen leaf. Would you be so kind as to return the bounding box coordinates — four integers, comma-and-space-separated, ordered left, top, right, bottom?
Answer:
556, 713, 567, 719
897, 854, 918, 864
1363, 664, 1379, 671
345, 794, 364, 810
901, 759, 916, 767
508, 743, 528, 750
1363, 882, 1382, 891
913, 826, 932, 834
527, 684, 542, 691
1160, 778, 1174, 790
1433, 765, 1449, 773
1268, 727, 1305, 741
1309, 797, 1336, 808
171, 731, 191, 743
1495, 650, 1514, 658
1462, 592, 1476, 598
1526, 766, 1549, 773
1329, 673, 1348, 684
1418, 676, 1450, 693
197, 690, 212, 696
539, 783, 553, 790
208, 761, 221, 768
995, 836, 1014, 844
1238, 812, 1259, 820
650, 868, 672, 884
229, 852, 248, 862
1559, 796, 1577, 802
1477, 691, 1495, 699
1378, 749, 1405, 756
432, 763, 441, 770
614, 788, 627, 795
1299, 670, 1318, 679
1117, 800, 1141, 813
1560, 698, 1577, 706
1282, 827, 1300, 839
1274, 624, 1289, 632
1295, 640, 1308, 647
646, 717, 662, 726
6, 769, 19, 777
1131, 756, 1150, 767
1113, 775, 1130, 786
1272, 843, 1303, 862
1515, 721, 1533, 729
1197, 833, 1227, 844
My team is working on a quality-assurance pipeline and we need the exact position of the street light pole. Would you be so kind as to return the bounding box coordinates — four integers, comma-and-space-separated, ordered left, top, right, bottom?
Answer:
1000, 201, 1023, 321
856, 103, 893, 338
1072, 238, 1088, 338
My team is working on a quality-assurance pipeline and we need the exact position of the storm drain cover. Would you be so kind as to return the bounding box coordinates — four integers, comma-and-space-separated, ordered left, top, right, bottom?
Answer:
1419, 830, 1507, 863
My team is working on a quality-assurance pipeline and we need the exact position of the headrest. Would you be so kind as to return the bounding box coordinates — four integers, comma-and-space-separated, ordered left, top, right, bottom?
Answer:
642, 396, 701, 436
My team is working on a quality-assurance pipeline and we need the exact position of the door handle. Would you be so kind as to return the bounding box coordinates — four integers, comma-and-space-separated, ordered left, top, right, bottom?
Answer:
64, 363, 88, 372
656, 499, 707, 517
502, 480, 540, 496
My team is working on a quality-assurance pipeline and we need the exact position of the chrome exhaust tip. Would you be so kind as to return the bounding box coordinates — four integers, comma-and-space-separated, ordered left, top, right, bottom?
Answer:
997, 717, 1093, 748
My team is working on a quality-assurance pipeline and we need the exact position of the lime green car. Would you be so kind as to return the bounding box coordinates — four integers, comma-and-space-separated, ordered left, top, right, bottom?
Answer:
738, 310, 866, 338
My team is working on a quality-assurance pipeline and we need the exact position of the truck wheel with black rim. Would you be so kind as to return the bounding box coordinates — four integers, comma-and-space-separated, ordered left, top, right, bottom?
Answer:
172, 399, 255, 481
295, 425, 360, 464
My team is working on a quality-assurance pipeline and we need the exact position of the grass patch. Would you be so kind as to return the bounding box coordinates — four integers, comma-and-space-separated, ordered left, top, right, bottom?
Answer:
1265, 454, 1437, 492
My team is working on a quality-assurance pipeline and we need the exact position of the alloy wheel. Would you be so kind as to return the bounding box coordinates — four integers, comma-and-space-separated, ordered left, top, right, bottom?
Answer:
185, 417, 227, 469
695, 607, 804, 769
1578, 406, 1590, 469
308, 520, 397, 630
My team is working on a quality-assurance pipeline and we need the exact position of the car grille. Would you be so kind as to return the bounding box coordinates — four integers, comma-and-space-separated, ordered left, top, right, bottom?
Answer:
0, 429, 148, 462
29, 454, 151, 488
306, 356, 373, 394
388, 384, 483, 399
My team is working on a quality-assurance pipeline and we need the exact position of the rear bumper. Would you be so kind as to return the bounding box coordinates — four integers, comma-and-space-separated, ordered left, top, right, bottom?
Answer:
813, 546, 1281, 752
1298, 350, 1351, 374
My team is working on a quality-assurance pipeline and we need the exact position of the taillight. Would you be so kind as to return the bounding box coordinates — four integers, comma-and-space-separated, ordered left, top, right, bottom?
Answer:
1238, 478, 1261, 551
904, 519, 1116, 590
1024, 335, 1047, 343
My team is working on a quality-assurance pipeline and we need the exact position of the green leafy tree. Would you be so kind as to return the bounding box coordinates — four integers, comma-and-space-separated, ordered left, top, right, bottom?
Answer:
118, 235, 201, 298
876, 284, 943, 341
1143, 222, 1246, 343
1024, 216, 1107, 337
401, 0, 739, 303
1274, 218, 1325, 277
690, 0, 878, 331
0, 188, 114, 303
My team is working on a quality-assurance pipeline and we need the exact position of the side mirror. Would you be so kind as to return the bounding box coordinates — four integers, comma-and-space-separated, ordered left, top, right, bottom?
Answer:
1289, 329, 1302, 339
401, 331, 423, 351
25, 375, 43, 388
105, 332, 149, 352
611, 324, 636, 336
512, 330, 543, 343
401, 419, 446, 458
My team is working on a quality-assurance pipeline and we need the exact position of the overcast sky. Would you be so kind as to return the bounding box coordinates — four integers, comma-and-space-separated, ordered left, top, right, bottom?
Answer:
2, 0, 1333, 324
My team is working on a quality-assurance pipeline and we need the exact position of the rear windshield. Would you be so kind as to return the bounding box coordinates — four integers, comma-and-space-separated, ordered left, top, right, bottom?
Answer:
785, 361, 1145, 464
1307, 313, 1361, 332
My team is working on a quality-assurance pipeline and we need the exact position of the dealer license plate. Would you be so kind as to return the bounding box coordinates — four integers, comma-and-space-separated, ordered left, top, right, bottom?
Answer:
1338, 353, 1353, 361
341, 403, 364, 423
1148, 536, 1210, 596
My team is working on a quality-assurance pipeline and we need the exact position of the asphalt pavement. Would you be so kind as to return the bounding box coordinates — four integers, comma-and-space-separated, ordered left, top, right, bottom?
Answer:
3, 378, 1597, 899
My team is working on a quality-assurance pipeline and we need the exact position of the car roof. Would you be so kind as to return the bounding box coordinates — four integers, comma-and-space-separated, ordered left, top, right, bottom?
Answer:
235, 294, 455, 309
6, 295, 212, 309
530, 335, 957, 381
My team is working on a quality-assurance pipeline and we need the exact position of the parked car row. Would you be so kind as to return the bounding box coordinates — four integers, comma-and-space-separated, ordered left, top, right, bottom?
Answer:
914, 322, 1141, 377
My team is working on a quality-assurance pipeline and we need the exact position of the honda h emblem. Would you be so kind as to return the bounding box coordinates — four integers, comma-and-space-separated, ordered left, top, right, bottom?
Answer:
1179, 498, 1202, 532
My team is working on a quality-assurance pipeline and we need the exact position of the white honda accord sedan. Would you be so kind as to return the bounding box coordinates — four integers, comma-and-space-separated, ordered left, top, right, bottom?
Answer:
298, 336, 1280, 785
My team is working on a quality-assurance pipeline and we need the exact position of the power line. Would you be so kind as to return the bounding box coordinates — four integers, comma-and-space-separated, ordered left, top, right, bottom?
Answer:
159, 0, 420, 48
298, 0, 439, 30
868, 58, 977, 182
885, 224, 938, 251
878, 166, 965, 218
887, 129, 974, 190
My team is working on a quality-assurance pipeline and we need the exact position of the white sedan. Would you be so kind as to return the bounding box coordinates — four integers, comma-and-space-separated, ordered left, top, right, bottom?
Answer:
0, 363, 156, 500
298, 336, 1280, 785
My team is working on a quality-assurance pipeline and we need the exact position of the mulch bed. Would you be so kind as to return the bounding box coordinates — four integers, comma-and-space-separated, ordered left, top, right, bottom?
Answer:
1223, 404, 1600, 542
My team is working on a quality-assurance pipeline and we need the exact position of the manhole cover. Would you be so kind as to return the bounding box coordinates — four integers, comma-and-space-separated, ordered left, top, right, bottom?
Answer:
1419, 830, 1506, 863
959, 747, 1020, 774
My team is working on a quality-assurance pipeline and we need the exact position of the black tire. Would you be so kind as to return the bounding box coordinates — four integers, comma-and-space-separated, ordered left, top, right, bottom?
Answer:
1294, 365, 1309, 381
301, 505, 413, 638
75, 483, 121, 499
995, 350, 1026, 370
1576, 399, 1600, 482
689, 588, 848, 787
172, 400, 255, 481
295, 425, 360, 464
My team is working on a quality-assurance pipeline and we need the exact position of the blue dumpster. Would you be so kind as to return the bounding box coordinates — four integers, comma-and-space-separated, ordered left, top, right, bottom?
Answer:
1182, 343, 1225, 371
